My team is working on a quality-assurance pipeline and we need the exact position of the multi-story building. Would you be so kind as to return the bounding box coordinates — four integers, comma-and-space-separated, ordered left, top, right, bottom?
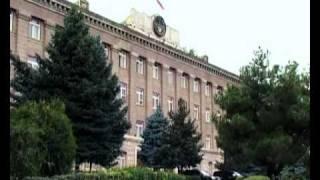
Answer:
10, 0, 239, 173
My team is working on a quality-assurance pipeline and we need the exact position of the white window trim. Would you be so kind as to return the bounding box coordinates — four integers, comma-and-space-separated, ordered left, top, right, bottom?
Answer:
27, 57, 39, 70
206, 110, 211, 122
136, 58, 144, 75
193, 105, 199, 120
10, 11, 13, 32
168, 70, 173, 85
120, 83, 127, 100
153, 65, 159, 79
168, 98, 174, 112
136, 124, 144, 137
181, 76, 187, 88
152, 93, 160, 109
29, 18, 41, 40
205, 84, 210, 96
193, 80, 199, 92
119, 51, 127, 69
136, 89, 144, 105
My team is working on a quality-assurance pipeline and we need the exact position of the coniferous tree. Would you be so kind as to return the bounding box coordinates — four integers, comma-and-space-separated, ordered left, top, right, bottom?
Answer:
138, 107, 169, 168
10, 6, 130, 169
157, 99, 203, 171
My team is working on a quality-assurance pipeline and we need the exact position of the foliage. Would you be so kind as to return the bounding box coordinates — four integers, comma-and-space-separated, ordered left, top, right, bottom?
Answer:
10, 100, 76, 178
23, 167, 186, 180
10, 5, 130, 168
279, 164, 308, 180
236, 175, 270, 180
157, 98, 203, 171
138, 107, 169, 168
212, 47, 310, 177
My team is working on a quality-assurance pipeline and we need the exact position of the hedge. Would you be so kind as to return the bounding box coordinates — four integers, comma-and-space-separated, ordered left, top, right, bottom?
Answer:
23, 167, 187, 180
237, 175, 270, 180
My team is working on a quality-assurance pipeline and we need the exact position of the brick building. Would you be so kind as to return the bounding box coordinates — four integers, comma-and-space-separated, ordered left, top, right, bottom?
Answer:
10, 0, 239, 173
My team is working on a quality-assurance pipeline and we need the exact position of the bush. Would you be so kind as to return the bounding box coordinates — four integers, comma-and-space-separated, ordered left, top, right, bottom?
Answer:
10, 100, 76, 179
23, 167, 187, 180
237, 175, 270, 180
280, 165, 308, 180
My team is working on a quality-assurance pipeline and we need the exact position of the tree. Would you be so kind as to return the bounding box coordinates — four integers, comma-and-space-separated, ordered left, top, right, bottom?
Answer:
10, 100, 76, 178
10, 6, 130, 169
157, 99, 203, 171
138, 107, 169, 168
213, 47, 310, 178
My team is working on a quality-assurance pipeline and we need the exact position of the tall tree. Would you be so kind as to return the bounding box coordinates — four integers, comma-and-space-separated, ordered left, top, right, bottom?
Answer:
157, 99, 203, 171
138, 107, 169, 168
213, 47, 310, 177
10, 6, 130, 169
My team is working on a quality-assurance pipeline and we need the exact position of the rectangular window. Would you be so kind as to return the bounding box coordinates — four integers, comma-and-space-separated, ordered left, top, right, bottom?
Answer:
152, 92, 160, 109
168, 70, 173, 85
120, 82, 127, 100
136, 88, 144, 105
181, 75, 187, 88
205, 84, 211, 96
153, 64, 159, 80
136, 57, 144, 75
136, 122, 144, 137
168, 97, 174, 112
193, 105, 199, 120
29, 18, 41, 40
205, 136, 211, 149
10, 10, 13, 32
27, 56, 39, 70
193, 80, 199, 92
206, 109, 211, 122
119, 51, 127, 69
103, 42, 111, 60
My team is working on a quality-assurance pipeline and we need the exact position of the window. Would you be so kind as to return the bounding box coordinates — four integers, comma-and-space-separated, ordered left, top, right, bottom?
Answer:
168, 97, 174, 112
103, 42, 110, 60
168, 70, 173, 85
119, 51, 127, 69
205, 84, 211, 96
136, 122, 144, 137
120, 82, 127, 100
193, 105, 199, 120
136, 57, 144, 74
153, 64, 159, 80
217, 86, 224, 94
205, 136, 211, 149
206, 109, 211, 122
27, 56, 39, 70
136, 88, 144, 105
10, 10, 13, 32
193, 80, 199, 92
181, 75, 187, 88
29, 18, 41, 40
152, 92, 160, 109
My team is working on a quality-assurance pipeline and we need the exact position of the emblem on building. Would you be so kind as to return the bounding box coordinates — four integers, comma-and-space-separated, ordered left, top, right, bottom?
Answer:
153, 16, 166, 37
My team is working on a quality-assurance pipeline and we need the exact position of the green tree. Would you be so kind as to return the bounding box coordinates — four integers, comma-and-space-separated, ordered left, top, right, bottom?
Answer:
213, 47, 310, 178
157, 99, 203, 171
10, 6, 130, 170
10, 100, 76, 178
138, 107, 169, 168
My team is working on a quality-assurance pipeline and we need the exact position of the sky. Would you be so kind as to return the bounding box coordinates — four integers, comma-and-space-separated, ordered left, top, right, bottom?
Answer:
72, 0, 310, 75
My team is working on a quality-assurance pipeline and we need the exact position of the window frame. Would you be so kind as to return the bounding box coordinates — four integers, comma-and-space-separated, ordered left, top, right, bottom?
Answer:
136, 88, 144, 105
120, 82, 127, 100
205, 136, 211, 149
29, 18, 41, 40
193, 80, 199, 92
205, 109, 211, 122
119, 51, 127, 69
27, 56, 39, 70
181, 75, 187, 88
168, 97, 174, 112
168, 70, 173, 85
136, 123, 144, 137
205, 84, 211, 96
193, 105, 199, 120
136, 58, 144, 75
153, 64, 159, 80
152, 92, 160, 109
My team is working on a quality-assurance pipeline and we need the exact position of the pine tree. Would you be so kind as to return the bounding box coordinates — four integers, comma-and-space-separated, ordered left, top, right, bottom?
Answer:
157, 99, 203, 171
138, 107, 169, 168
10, 6, 130, 169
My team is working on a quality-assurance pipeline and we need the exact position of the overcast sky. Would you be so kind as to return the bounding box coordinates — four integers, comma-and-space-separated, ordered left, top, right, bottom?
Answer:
73, 0, 310, 75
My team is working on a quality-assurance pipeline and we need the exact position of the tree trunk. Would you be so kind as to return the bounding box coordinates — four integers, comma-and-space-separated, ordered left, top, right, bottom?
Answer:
89, 162, 92, 173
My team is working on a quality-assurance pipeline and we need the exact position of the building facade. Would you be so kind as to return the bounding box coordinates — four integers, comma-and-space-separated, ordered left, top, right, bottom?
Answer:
10, 0, 239, 173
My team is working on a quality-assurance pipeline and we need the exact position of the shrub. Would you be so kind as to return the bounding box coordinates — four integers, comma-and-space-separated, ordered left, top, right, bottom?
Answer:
10, 100, 76, 179
280, 165, 308, 180
237, 175, 270, 180
23, 167, 187, 180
